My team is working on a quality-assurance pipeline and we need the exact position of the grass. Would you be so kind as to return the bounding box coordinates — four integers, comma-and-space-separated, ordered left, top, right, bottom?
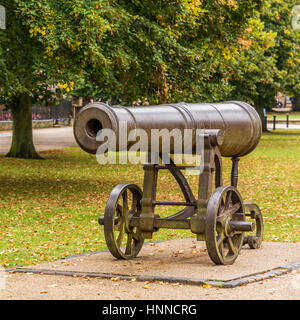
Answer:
0, 129, 299, 268
266, 112, 300, 119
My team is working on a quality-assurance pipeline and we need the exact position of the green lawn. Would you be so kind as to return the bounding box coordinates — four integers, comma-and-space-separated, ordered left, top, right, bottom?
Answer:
1, 129, 300, 268
266, 112, 300, 119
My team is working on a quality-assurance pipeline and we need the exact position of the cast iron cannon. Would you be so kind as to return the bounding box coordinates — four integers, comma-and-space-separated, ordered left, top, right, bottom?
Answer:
74, 101, 264, 265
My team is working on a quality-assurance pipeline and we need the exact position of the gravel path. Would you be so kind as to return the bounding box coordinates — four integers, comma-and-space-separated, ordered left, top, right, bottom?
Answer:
1, 269, 299, 300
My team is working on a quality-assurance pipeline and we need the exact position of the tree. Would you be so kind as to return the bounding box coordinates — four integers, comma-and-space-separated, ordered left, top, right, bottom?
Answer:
227, 0, 300, 129
1, 0, 282, 159
1, 2, 97, 157
0, 0, 126, 158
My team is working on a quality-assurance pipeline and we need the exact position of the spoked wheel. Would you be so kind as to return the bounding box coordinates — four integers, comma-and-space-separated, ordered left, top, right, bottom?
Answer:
205, 186, 248, 265
103, 183, 144, 259
243, 203, 264, 249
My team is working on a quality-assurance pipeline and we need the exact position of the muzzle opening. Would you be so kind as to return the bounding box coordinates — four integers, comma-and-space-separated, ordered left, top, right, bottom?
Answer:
85, 119, 103, 138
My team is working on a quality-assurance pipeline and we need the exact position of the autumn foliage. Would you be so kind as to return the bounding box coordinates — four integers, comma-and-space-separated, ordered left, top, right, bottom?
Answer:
0, 1, 299, 157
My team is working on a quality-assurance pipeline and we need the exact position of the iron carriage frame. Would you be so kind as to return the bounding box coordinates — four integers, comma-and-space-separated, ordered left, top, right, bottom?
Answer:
99, 129, 263, 265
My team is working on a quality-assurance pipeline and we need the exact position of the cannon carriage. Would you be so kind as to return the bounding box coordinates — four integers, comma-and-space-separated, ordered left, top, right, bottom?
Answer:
74, 101, 264, 265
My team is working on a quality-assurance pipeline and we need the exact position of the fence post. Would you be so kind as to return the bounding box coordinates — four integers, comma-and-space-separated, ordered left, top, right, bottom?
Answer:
273, 115, 276, 130
286, 114, 289, 128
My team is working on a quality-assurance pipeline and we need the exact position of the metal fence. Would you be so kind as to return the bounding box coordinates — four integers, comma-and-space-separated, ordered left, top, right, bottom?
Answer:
0, 99, 73, 122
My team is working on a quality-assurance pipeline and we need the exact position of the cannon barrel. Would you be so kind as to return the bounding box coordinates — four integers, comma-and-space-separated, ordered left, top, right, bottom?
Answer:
73, 101, 262, 157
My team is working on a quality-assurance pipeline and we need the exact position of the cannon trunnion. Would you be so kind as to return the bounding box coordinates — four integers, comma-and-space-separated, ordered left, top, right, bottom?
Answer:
75, 101, 264, 265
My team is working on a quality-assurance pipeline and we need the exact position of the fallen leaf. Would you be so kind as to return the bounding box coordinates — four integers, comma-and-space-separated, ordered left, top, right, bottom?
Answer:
171, 283, 180, 287
111, 277, 120, 282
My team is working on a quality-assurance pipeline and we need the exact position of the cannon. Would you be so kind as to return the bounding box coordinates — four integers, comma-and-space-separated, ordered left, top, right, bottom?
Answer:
74, 101, 264, 265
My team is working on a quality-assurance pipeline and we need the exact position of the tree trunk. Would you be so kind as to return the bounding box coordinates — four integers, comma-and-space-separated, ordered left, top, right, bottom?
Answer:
255, 105, 267, 132
6, 94, 42, 159
293, 94, 300, 111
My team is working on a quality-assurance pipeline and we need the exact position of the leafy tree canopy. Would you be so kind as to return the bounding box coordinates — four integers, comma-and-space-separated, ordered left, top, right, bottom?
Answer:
0, 0, 299, 158
1, 0, 272, 107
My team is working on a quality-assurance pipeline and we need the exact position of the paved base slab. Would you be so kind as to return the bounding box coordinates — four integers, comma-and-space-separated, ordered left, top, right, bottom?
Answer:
9, 239, 300, 288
